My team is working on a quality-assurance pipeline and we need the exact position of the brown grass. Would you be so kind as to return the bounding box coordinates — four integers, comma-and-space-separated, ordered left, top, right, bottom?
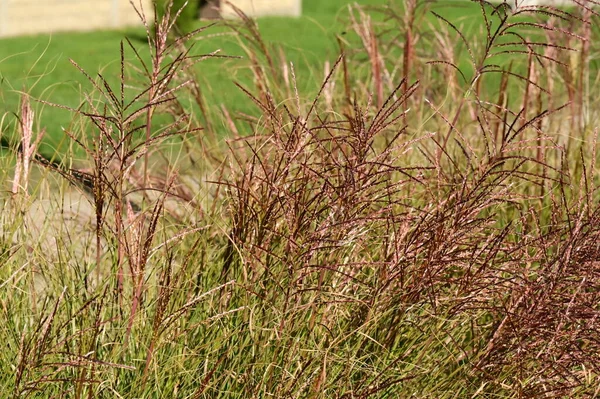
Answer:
2, 0, 600, 397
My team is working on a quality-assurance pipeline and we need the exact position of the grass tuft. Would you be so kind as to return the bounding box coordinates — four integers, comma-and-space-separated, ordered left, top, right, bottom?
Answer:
1, 0, 600, 397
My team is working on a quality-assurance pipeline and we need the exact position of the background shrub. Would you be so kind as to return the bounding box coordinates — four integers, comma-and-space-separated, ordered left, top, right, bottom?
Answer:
155, 0, 200, 36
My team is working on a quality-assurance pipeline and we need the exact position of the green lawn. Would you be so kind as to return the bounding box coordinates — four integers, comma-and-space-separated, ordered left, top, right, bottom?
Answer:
0, 0, 484, 158
0, 0, 371, 154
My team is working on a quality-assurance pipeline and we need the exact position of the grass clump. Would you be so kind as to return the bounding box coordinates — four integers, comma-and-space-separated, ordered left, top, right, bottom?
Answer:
1, 0, 600, 397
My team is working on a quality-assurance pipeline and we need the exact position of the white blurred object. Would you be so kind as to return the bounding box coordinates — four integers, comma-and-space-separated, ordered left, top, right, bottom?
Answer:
221, 0, 302, 18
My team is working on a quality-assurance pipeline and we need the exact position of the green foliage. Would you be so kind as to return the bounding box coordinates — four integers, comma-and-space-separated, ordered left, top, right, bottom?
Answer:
155, 0, 199, 36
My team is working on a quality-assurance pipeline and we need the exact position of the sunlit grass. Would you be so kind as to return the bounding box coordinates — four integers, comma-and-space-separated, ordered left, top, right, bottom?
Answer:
1, 1, 599, 397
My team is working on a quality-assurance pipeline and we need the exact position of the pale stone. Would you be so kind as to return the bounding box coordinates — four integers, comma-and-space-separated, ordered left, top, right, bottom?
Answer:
0, 0, 153, 37
0, 0, 301, 37
221, 0, 301, 18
